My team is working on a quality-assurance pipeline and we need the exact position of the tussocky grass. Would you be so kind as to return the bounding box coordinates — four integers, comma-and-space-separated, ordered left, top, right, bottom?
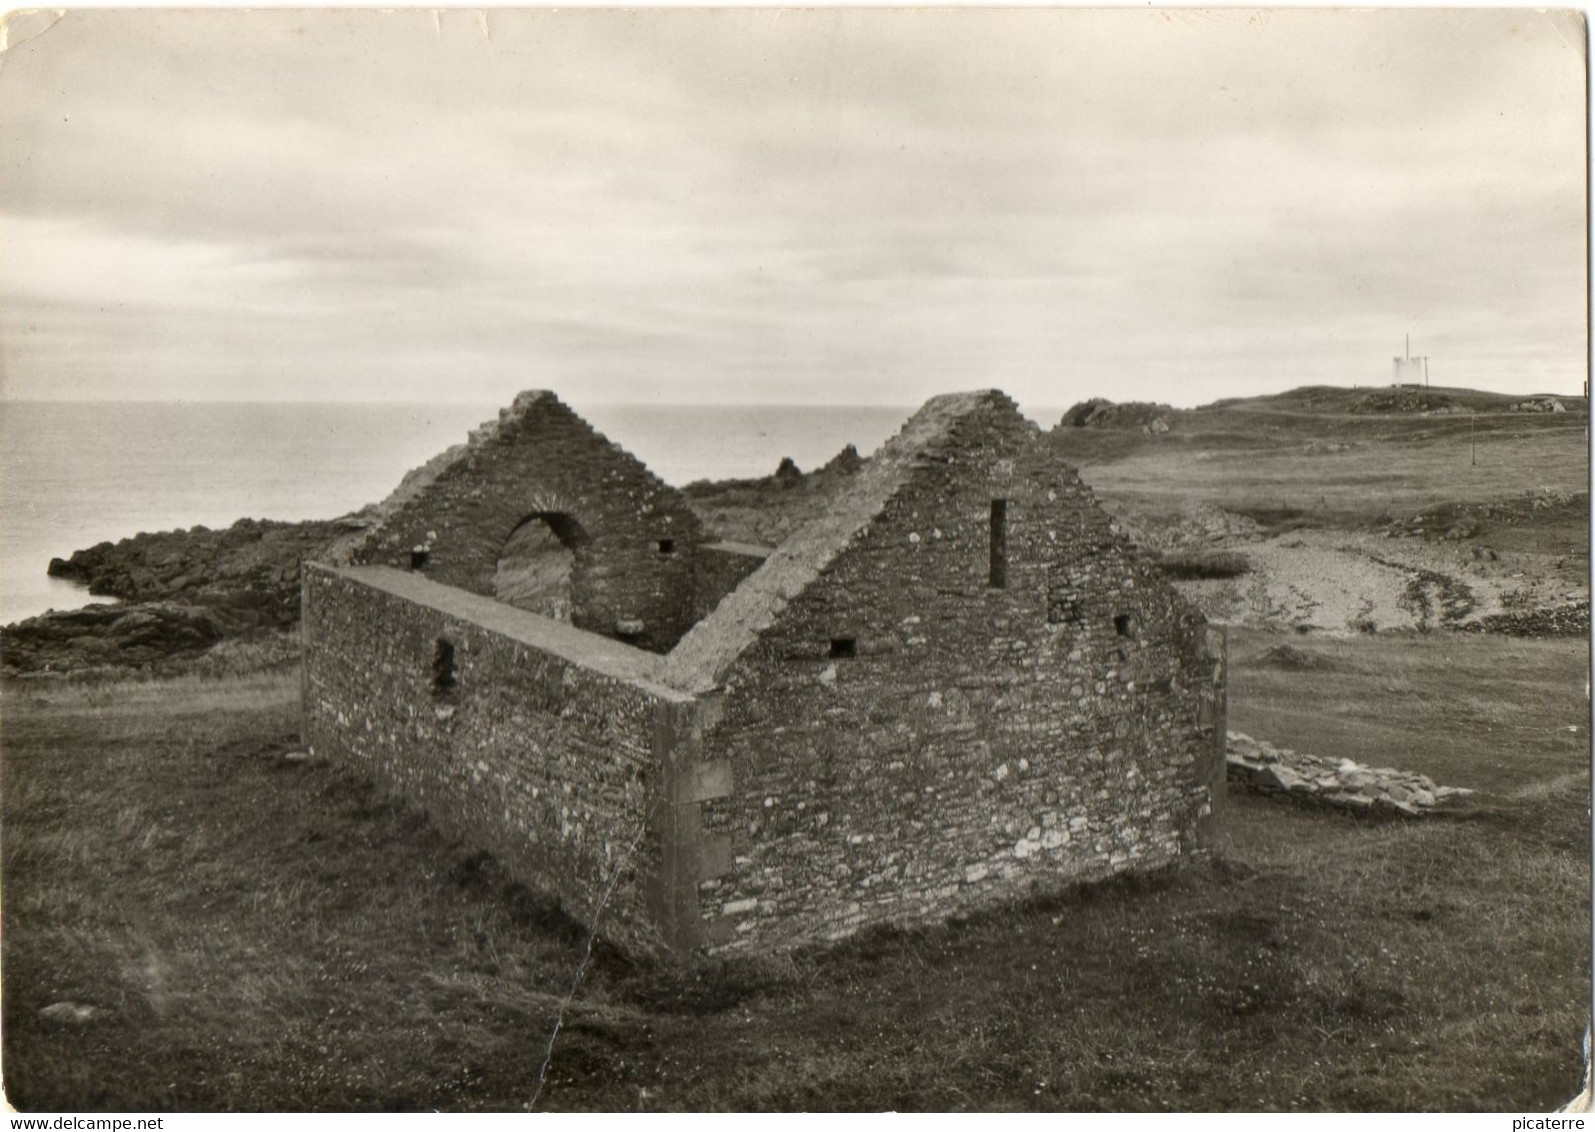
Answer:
1, 628, 1587, 1111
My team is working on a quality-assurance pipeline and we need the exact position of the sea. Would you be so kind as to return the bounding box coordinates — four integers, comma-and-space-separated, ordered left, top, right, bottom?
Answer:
0, 400, 1064, 626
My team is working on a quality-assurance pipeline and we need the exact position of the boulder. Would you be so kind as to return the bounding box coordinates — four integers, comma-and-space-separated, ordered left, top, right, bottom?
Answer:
40, 1002, 103, 1024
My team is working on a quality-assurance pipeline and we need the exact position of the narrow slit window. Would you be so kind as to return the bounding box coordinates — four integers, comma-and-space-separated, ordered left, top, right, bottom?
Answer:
829, 637, 857, 659
657, 538, 676, 554
432, 638, 457, 695
989, 500, 1009, 588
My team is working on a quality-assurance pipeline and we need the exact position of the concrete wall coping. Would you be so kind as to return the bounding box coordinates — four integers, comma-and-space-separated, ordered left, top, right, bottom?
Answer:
310, 563, 696, 703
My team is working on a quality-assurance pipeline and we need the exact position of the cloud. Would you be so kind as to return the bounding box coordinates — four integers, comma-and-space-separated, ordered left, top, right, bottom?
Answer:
0, 8, 1584, 405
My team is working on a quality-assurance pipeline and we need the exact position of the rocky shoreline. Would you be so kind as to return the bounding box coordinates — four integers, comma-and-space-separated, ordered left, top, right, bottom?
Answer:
5, 515, 368, 677
46, 515, 367, 615
0, 450, 865, 677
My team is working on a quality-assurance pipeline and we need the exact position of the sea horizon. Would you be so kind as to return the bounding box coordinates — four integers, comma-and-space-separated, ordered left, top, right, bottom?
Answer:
0, 399, 1066, 626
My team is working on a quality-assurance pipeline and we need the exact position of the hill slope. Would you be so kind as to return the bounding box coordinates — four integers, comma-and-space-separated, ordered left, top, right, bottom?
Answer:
1048, 386, 1588, 636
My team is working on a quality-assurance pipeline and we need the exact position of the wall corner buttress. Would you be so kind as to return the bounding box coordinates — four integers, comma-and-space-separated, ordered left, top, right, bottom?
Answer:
648, 692, 734, 955
1196, 624, 1229, 844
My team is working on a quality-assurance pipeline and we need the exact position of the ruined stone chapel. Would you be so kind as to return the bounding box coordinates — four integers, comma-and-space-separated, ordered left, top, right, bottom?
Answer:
301, 389, 1227, 956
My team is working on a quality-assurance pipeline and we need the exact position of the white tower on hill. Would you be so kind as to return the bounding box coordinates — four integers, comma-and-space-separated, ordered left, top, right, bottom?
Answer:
1392, 334, 1429, 386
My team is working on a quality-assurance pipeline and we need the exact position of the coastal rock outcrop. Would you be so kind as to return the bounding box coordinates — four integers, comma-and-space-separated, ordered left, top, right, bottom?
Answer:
1058, 399, 1176, 434
4, 515, 369, 676
2, 601, 231, 673
682, 443, 868, 547
5, 445, 876, 675
47, 515, 369, 619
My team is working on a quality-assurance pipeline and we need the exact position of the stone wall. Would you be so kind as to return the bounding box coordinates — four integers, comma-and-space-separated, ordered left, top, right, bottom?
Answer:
346, 392, 707, 653
302, 391, 1228, 959
300, 562, 698, 953
686, 401, 1226, 953
690, 542, 773, 623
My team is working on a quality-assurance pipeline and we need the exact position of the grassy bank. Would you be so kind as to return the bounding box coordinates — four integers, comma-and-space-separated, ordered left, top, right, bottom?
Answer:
1056, 402, 1588, 534
3, 629, 1588, 1111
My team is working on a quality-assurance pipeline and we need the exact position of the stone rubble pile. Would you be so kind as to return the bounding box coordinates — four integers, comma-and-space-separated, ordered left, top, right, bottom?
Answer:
1227, 731, 1474, 816
1458, 602, 1590, 639
1509, 397, 1569, 413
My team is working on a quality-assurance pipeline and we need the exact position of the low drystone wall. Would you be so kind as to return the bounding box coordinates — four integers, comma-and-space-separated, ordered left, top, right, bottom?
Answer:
1226, 731, 1473, 816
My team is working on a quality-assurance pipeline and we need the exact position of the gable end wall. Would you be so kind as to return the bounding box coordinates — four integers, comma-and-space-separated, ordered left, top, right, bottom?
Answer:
351, 396, 707, 652
689, 434, 1225, 953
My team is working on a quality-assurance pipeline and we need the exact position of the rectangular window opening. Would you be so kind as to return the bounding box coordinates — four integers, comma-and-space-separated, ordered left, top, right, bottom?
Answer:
657, 538, 676, 554
829, 637, 857, 659
432, 637, 457, 695
1114, 613, 1137, 639
410, 547, 430, 570
989, 500, 1009, 588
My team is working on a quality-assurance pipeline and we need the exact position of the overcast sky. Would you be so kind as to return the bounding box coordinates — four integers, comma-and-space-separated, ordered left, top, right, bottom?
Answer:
0, 8, 1586, 407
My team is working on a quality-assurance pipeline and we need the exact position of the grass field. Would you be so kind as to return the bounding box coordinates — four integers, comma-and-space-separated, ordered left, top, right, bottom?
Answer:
3, 627, 1587, 1112
1047, 396, 1587, 643
1053, 396, 1588, 533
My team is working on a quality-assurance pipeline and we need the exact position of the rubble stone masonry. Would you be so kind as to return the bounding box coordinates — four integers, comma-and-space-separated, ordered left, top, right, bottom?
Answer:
690, 541, 773, 623
302, 391, 1227, 958
346, 392, 707, 653
682, 398, 1226, 952
301, 563, 689, 953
